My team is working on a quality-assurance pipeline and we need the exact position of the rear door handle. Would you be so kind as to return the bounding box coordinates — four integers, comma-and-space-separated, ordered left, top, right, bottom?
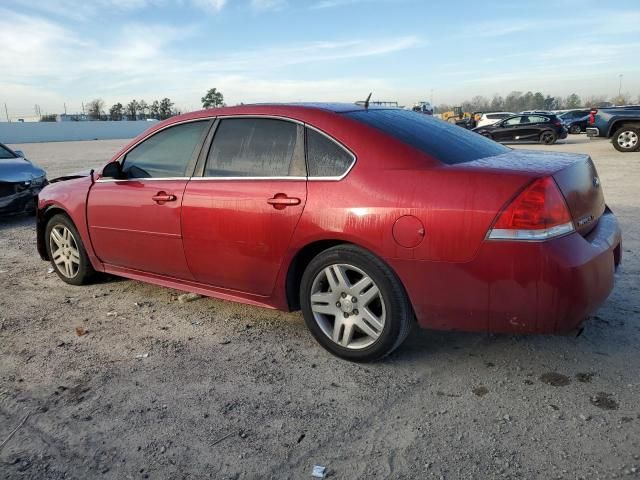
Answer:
267, 194, 301, 209
152, 191, 177, 204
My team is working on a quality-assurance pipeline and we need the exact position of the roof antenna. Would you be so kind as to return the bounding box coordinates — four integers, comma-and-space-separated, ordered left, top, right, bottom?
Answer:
364, 92, 372, 109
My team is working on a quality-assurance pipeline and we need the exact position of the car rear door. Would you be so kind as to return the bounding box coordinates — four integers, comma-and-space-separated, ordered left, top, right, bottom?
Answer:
87, 120, 211, 279
181, 117, 307, 296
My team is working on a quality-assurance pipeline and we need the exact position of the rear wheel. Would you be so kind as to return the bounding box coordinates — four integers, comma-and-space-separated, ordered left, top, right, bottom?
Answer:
612, 126, 640, 152
300, 245, 413, 362
45, 214, 95, 285
540, 130, 557, 145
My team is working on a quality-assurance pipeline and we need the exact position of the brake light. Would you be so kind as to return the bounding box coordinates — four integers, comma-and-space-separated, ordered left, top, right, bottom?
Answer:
553, 119, 562, 127
487, 177, 574, 241
589, 108, 597, 125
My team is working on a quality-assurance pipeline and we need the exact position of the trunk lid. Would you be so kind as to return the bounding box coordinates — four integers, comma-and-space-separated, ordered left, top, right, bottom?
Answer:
458, 149, 605, 236
552, 155, 605, 236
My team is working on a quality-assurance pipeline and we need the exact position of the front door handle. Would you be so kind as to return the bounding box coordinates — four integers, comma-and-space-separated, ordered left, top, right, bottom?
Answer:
152, 191, 177, 204
267, 193, 301, 210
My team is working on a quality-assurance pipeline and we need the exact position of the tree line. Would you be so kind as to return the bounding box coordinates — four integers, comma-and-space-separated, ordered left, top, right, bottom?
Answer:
81, 98, 180, 121
71, 88, 226, 121
435, 91, 638, 114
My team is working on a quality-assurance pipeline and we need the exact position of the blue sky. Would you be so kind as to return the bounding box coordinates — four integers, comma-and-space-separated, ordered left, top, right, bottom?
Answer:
1, 0, 639, 117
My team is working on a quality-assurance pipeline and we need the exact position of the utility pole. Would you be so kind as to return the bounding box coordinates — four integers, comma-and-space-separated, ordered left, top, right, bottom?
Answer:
64, 102, 67, 115
4, 103, 9, 122
618, 74, 623, 98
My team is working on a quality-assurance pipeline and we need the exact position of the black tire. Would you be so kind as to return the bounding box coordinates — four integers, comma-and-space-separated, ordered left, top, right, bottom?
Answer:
539, 130, 557, 145
45, 213, 95, 286
612, 126, 640, 153
300, 245, 414, 362
569, 124, 581, 135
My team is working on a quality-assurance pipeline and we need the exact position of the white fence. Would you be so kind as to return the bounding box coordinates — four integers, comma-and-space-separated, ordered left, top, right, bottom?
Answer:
0, 121, 158, 143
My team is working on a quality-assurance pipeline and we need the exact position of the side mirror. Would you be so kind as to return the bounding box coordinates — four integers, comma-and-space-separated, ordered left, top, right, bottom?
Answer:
14, 150, 26, 158
102, 161, 123, 179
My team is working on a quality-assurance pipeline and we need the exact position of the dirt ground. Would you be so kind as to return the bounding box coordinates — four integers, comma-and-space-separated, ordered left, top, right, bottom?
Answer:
1, 135, 639, 479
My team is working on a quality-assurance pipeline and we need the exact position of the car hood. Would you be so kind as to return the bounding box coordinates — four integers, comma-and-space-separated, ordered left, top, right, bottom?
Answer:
49, 168, 93, 183
0, 157, 46, 182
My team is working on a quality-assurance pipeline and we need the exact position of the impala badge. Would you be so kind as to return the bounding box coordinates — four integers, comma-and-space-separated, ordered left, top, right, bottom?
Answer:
577, 215, 594, 227
593, 176, 600, 188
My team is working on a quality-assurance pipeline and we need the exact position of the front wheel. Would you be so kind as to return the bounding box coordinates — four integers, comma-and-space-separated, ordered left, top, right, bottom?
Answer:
569, 124, 582, 134
300, 245, 414, 362
612, 126, 640, 152
540, 130, 557, 145
45, 214, 95, 285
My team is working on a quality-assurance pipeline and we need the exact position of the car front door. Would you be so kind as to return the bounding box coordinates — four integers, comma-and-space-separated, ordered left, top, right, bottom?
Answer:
494, 116, 522, 142
181, 117, 307, 296
87, 120, 211, 278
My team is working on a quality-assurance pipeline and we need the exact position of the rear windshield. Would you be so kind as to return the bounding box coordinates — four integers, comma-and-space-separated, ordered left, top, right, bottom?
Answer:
344, 109, 509, 165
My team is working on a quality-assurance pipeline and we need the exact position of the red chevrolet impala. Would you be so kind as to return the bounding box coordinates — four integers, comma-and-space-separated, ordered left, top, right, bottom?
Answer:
37, 104, 621, 361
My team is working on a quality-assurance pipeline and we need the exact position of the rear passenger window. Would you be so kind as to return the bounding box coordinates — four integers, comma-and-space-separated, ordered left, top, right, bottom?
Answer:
306, 128, 354, 177
205, 118, 305, 177
123, 121, 208, 179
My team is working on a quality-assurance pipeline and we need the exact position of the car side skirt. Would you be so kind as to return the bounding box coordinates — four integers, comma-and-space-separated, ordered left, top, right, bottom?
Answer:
103, 263, 282, 310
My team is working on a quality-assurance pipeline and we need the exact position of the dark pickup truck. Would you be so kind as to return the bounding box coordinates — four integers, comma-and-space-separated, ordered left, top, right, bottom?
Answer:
586, 106, 640, 152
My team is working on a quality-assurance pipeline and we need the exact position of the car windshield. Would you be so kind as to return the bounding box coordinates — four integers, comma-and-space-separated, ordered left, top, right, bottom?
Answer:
0, 144, 17, 159
344, 109, 509, 165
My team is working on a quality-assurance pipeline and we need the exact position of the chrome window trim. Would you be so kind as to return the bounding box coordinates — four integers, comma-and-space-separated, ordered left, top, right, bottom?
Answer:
190, 176, 307, 181
101, 114, 358, 183
96, 177, 190, 183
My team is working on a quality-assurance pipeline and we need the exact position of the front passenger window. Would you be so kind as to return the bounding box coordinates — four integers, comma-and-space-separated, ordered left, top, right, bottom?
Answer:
123, 121, 209, 179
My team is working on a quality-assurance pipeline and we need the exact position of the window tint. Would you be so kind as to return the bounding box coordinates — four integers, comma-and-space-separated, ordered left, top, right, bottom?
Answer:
306, 128, 354, 177
345, 109, 509, 165
205, 118, 304, 177
526, 116, 548, 123
0, 144, 16, 159
503, 116, 522, 126
123, 121, 208, 179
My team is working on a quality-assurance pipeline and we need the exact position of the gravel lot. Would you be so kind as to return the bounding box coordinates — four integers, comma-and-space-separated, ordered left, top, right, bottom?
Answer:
1, 135, 639, 479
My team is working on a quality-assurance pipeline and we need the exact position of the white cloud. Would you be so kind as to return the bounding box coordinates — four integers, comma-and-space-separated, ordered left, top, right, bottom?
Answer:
0, 5, 422, 113
250, 0, 286, 11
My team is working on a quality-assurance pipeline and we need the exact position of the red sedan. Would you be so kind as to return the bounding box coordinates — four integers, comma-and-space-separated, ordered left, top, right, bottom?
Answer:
37, 104, 622, 361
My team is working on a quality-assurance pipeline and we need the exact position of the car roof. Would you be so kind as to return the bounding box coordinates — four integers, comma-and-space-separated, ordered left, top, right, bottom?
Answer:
158, 103, 398, 129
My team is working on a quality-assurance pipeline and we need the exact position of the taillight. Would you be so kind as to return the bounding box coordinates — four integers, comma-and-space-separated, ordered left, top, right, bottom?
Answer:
589, 108, 597, 125
487, 177, 574, 241
553, 119, 562, 127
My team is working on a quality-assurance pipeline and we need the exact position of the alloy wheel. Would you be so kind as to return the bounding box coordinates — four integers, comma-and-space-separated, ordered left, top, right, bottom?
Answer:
309, 263, 386, 350
617, 131, 638, 150
541, 132, 556, 144
49, 224, 81, 278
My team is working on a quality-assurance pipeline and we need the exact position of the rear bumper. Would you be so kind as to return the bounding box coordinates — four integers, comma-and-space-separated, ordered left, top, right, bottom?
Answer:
586, 127, 600, 137
390, 211, 621, 335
